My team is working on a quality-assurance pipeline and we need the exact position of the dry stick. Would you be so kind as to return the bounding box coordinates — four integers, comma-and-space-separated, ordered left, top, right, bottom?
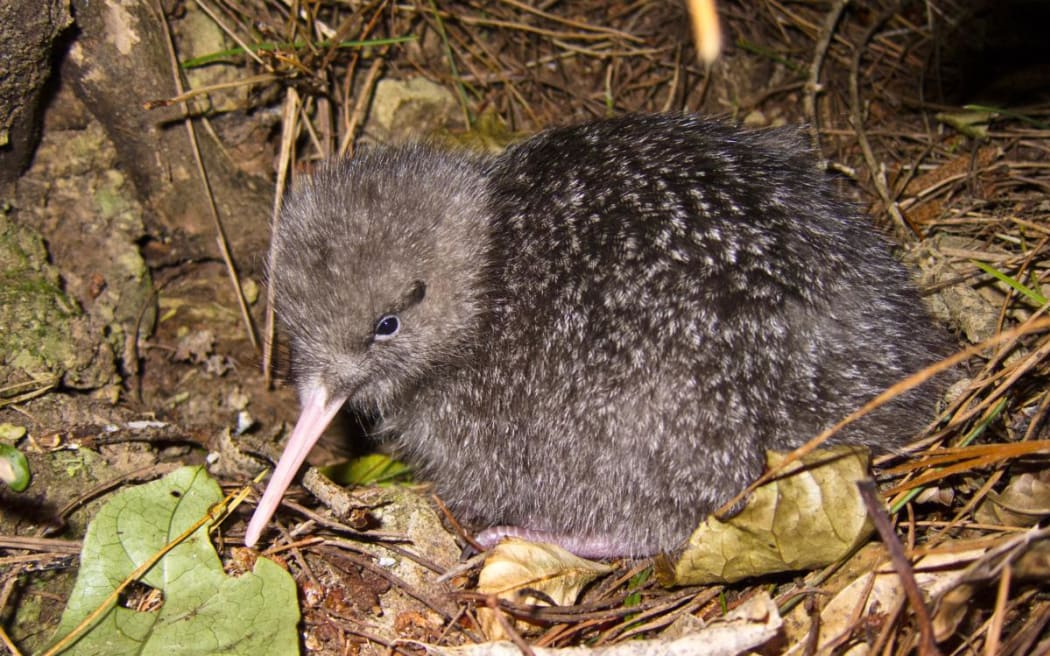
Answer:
886, 449, 1044, 505
0, 536, 81, 553
488, 595, 537, 656
337, 0, 389, 156
0, 376, 58, 409
151, 0, 259, 351
715, 317, 1050, 519
994, 235, 1050, 334
870, 593, 909, 656
431, 492, 486, 555
194, 0, 267, 67
615, 587, 718, 642
945, 320, 1050, 432
498, 0, 642, 42
143, 74, 279, 110
986, 563, 1011, 656
263, 89, 301, 387
890, 140, 934, 203
275, 523, 323, 592
426, 0, 473, 127
339, 56, 385, 158
804, 0, 848, 153
930, 527, 1050, 651
820, 565, 880, 653
884, 440, 1050, 476
299, 96, 330, 157
396, 5, 631, 43
541, 563, 653, 646
1002, 600, 1050, 655
453, 23, 541, 125
321, 547, 453, 622
471, 587, 698, 625
660, 46, 682, 113
271, 498, 406, 543
56, 463, 181, 522
857, 480, 942, 656
0, 624, 22, 656
847, 1, 918, 239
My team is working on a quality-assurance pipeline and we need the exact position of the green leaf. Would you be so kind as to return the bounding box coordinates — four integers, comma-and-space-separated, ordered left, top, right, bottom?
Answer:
971, 259, 1049, 307
623, 567, 650, 608
0, 442, 30, 491
322, 453, 413, 486
935, 110, 990, 139
963, 104, 1050, 130
49, 466, 299, 656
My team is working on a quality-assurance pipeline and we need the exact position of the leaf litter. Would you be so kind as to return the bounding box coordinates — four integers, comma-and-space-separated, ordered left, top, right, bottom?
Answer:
2, 0, 1050, 654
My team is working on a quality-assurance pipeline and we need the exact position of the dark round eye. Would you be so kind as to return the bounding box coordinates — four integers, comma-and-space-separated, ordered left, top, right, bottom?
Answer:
374, 315, 400, 340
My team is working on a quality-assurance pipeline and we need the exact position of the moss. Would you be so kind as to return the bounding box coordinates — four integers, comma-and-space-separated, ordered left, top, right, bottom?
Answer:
0, 213, 114, 394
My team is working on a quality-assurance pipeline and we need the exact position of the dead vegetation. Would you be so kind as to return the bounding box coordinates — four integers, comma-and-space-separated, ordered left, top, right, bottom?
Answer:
2, 0, 1049, 654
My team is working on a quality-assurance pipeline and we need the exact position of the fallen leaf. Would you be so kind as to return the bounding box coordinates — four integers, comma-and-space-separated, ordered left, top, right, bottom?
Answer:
477, 538, 612, 640
781, 545, 988, 652
48, 466, 299, 655
666, 446, 873, 585
975, 472, 1050, 527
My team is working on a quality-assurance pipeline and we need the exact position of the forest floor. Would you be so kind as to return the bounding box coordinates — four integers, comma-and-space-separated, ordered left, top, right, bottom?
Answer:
2, 1, 1050, 654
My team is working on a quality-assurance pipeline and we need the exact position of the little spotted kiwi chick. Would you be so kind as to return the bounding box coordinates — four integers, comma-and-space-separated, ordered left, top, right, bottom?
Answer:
244, 114, 953, 558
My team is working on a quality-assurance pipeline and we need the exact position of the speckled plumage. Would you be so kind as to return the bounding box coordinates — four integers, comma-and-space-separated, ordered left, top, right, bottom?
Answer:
248, 114, 952, 557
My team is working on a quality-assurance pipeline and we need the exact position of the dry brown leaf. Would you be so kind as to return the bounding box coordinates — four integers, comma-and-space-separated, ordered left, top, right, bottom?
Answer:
1015, 539, 1050, 579
782, 545, 988, 652
974, 472, 1050, 527
476, 538, 613, 640
667, 446, 873, 585
930, 527, 1050, 639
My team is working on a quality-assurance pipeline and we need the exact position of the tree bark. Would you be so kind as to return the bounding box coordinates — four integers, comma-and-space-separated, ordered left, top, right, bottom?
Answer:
0, 0, 72, 183
62, 0, 271, 273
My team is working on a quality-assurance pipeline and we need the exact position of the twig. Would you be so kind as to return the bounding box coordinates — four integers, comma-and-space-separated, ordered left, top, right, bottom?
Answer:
263, 88, 301, 387
805, 0, 849, 153
847, 1, 916, 238
320, 546, 453, 621
0, 536, 81, 553
985, 562, 1011, 656
151, 0, 260, 351
194, 0, 267, 67
0, 624, 23, 656
857, 480, 941, 655
499, 0, 642, 42
425, 0, 473, 127
339, 56, 385, 158
489, 592, 537, 656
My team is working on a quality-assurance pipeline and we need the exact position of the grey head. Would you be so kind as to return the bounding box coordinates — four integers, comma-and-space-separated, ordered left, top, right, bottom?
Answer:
245, 145, 492, 546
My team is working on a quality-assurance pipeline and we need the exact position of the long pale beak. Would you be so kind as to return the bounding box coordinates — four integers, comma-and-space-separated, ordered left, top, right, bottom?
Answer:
244, 385, 347, 547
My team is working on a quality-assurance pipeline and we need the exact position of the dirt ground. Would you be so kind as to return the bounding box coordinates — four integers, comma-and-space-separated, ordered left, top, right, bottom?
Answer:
2, 0, 1050, 654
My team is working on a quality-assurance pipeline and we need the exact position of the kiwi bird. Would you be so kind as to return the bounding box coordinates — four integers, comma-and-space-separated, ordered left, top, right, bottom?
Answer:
244, 114, 951, 557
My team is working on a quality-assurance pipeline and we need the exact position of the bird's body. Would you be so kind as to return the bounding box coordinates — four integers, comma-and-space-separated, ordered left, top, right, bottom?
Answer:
246, 115, 952, 557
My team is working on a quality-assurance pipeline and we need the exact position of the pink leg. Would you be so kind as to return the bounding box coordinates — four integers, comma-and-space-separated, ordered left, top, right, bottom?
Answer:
476, 525, 650, 559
